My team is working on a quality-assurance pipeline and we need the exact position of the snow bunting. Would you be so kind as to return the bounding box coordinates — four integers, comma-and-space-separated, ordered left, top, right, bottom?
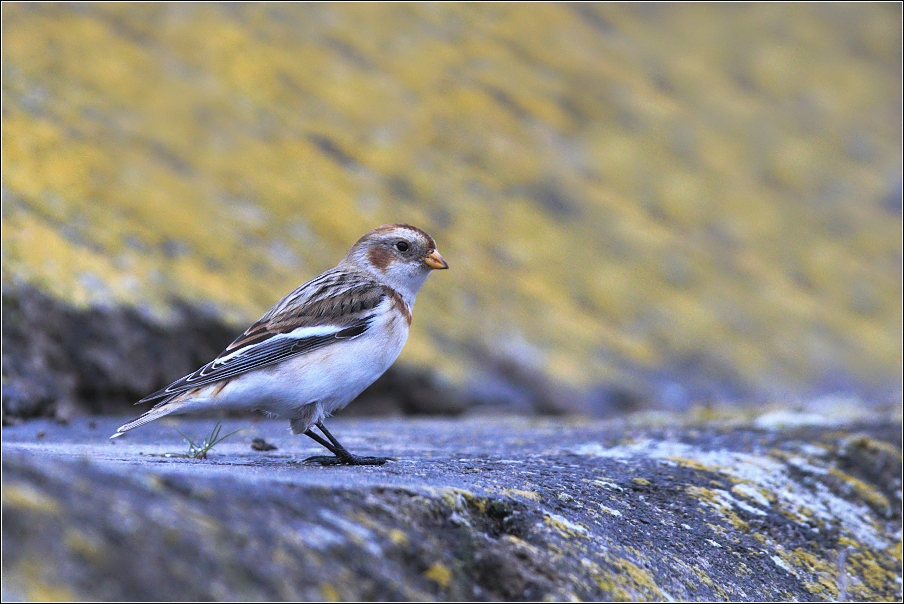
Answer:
112, 224, 448, 465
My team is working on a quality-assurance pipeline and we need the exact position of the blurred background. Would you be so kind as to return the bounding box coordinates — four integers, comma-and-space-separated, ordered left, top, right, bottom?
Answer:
2, 3, 901, 421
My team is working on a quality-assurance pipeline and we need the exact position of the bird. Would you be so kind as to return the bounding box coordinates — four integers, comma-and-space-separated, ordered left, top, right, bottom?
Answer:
111, 224, 448, 466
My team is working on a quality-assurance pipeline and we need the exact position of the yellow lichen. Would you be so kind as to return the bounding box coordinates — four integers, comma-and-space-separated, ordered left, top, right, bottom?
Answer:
889, 539, 902, 563
10, 560, 77, 602
423, 562, 452, 589
665, 457, 713, 472
502, 488, 542, 501
827, 467, 891, 513
686, 486, 750, 531
320, 584, 340, 602
2, 3, 901, 393
585, 555, 664, 601
64, 529, 104, 564
437, 487, 481, 514
543, 513, 589, 538
388, 529, 409, 546
847, 548, 898, 595
787, 548, 840, 599
841, 435, 903, 461
731, 483, 776, 505
1, 484, 61, 515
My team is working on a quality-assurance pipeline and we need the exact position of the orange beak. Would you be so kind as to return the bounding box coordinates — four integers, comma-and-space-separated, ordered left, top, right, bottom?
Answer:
424, 249, 449, 270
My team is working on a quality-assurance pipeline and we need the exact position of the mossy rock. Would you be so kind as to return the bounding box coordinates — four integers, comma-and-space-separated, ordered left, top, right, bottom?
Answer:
2, 4, 901, 405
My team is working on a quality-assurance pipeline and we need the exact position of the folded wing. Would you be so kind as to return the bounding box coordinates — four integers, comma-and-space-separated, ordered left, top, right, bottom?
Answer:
138, 270, 387, 404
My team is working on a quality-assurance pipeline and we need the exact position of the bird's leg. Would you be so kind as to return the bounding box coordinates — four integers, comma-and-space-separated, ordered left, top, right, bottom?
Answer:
302, 429, 342, 455
301, 421, 392, 466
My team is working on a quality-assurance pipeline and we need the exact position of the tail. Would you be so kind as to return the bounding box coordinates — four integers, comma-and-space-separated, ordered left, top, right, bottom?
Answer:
110, 397, 188, 439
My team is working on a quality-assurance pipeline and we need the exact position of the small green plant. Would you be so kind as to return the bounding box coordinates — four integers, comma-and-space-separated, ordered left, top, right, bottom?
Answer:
174, 420, 241, 459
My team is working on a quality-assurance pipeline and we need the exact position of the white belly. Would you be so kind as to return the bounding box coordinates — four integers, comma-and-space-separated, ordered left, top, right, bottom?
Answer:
184, 303, 409, 420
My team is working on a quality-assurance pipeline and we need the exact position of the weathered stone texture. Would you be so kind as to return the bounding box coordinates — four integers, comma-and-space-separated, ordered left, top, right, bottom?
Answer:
3, 415, 900, 601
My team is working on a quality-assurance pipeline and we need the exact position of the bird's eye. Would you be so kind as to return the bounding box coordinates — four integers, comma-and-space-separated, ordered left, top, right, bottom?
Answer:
395, 241, 409, 252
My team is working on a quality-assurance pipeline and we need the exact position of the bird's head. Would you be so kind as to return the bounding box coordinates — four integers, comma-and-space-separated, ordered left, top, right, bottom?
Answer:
342, 224, 448, 301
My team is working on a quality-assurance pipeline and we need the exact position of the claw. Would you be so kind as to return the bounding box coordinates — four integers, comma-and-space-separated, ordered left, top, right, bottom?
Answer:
300, 422, 395, 466
302, 454, 391, 466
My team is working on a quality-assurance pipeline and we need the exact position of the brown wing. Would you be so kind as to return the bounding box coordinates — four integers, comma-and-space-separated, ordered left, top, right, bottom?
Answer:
224, 269, 387, 351
137, 270, 387, 404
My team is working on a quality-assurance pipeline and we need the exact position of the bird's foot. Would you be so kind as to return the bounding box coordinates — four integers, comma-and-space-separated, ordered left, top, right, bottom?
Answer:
302, 454, 393, 466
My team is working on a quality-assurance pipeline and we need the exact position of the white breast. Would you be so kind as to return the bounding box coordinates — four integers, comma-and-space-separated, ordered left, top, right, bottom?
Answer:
203, 297, 410, 420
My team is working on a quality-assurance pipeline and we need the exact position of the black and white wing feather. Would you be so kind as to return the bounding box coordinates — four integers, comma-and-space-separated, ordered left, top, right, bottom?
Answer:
138, 269, 388, 404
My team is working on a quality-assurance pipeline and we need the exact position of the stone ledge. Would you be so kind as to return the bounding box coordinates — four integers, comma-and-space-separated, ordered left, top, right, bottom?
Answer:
2, 416, 901, 600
